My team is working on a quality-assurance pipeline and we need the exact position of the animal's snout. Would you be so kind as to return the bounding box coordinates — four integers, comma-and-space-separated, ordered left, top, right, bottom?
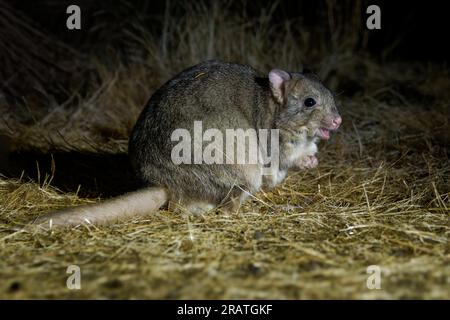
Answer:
331, 115, 342, 129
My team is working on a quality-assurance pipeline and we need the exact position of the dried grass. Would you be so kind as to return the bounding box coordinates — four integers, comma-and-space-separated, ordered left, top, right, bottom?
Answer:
0, 1, 448, 299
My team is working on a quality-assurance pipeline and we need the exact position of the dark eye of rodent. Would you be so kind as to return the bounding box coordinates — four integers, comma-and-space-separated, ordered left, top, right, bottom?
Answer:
304, 98, 316, 107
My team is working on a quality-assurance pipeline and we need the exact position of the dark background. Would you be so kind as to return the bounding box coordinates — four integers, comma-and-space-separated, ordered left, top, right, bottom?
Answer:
2, 0, 448, 107
6, 0, 449, 62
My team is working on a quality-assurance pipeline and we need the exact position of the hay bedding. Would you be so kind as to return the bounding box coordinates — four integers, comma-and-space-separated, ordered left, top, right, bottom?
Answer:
0, 77, 448, 299
0, 2, 448, 297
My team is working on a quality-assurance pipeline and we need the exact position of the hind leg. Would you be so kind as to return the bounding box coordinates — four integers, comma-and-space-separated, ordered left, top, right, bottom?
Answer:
219, 196, 241, 214
168, 199, 217, 215
172, 187, 246, 215
218, 187, 253, 215
187, 201, 216, 214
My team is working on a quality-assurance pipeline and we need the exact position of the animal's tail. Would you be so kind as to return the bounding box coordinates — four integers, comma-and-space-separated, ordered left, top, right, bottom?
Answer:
32, 187, 168, 228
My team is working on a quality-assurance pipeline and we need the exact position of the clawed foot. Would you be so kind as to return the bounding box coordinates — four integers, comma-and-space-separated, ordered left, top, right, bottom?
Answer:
296, 155, 318, 169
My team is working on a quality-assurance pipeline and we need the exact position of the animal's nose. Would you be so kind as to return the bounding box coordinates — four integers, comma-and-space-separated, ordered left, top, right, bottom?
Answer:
332, 116, 342, 129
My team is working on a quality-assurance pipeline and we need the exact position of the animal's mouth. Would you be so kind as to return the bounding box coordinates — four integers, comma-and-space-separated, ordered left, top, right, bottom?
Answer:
316, 117, 342, 140
317, 127, 331, 140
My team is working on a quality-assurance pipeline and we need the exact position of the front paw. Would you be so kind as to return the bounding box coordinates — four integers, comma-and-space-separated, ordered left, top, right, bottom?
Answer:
295, 155, 318, 169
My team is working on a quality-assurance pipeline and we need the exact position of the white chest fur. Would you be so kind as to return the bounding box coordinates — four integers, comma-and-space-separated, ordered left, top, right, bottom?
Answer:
285, 138, 318, 167
262, 138, 318, 189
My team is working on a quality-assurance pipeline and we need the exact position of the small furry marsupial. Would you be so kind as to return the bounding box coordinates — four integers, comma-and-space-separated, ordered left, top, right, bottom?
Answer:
33, 60, 341, 228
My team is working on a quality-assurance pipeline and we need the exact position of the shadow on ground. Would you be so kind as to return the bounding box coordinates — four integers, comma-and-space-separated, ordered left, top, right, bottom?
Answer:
0, 148, 140, 198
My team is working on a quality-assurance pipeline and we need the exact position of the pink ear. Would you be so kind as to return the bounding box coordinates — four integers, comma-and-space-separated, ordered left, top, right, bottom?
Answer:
269, 69, 291, 103
269, 69, 291, 89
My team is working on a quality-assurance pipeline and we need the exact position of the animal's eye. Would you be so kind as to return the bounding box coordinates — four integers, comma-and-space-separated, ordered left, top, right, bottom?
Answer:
304, 97, 316, 107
